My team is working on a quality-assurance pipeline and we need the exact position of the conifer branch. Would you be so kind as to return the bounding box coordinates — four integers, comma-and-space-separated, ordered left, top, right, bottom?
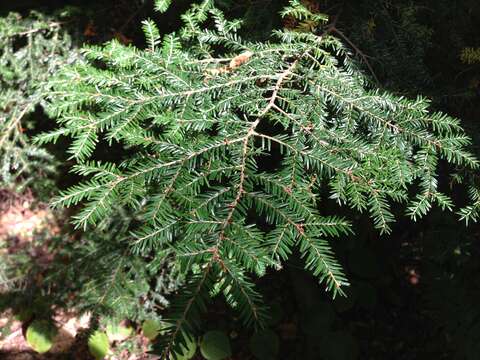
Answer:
37, 1, 478, 352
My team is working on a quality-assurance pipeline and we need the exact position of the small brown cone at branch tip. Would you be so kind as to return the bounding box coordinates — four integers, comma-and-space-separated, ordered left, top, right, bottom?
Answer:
206, 51, 254, 78
229, 51, 254, 69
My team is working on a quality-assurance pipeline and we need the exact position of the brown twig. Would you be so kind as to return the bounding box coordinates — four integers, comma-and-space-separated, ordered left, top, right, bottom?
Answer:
324, 15, 380, 85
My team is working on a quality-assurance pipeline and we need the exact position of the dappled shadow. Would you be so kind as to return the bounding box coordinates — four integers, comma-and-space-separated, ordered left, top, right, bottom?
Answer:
0, 189, 92, 358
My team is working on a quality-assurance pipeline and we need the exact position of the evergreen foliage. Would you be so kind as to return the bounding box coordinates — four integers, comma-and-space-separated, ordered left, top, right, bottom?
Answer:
55, 205, 182, 320
460, 47, 480, 65
338, 1, 434, 91
0, 11, 78, 193
0, 11, 79, 310
37, 0, 477, 356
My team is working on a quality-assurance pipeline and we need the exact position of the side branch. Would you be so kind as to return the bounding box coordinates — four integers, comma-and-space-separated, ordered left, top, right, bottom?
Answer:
219, 56, 302, 237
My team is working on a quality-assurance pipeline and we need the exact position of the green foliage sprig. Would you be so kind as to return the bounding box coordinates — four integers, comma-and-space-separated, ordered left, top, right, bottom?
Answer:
38, 0, 478, 356
0, 11, 78, 193
460, 47, 480, 65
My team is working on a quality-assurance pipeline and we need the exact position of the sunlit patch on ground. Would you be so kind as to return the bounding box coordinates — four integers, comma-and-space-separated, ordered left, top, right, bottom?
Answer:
0, 311, 92, 359
0, 189, 59, 243
0, 190, 149, 359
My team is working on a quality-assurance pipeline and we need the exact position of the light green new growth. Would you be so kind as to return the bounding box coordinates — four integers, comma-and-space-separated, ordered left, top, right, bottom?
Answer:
38, 0, 477, 356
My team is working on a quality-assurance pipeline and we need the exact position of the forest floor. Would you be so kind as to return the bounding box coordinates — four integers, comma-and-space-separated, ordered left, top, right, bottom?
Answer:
0, 190, 162, 359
